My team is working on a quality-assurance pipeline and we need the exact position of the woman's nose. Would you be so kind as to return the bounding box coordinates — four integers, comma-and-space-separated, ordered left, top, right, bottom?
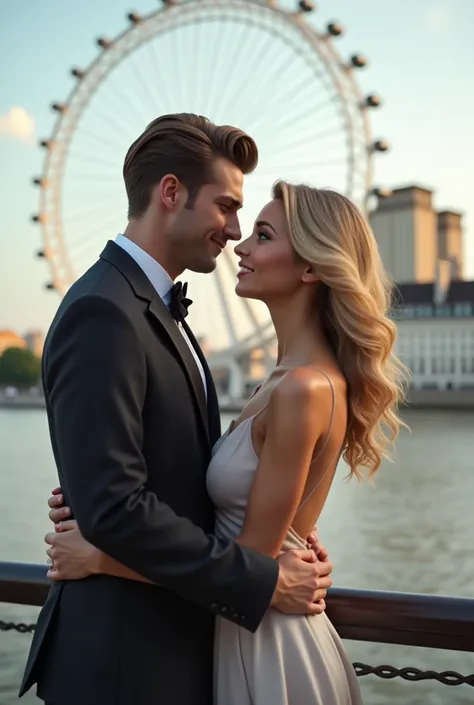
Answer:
234, 237, 251, 257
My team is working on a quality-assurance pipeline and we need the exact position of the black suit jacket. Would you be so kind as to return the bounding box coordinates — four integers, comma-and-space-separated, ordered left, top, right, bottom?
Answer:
20, 241, 278, 705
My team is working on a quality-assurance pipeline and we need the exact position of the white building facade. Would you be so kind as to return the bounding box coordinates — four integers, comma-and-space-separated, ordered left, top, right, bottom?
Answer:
392, 283, 474, 390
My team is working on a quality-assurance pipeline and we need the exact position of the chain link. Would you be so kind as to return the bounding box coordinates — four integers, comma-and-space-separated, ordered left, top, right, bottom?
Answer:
1, 619, 473, 686
353, 662, 474, 687
0, 619, 36, 634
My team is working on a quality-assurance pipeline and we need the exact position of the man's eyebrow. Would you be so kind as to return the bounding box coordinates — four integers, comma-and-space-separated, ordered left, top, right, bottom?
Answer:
217, 196, 242, 208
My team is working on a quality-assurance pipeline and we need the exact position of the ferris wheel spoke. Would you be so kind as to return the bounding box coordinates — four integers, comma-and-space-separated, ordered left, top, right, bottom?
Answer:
63, 155, 120, 173
66, 214, 124, 252
222, 250, 265, 337
118, 48, 164, 122
201, 19, 236, 120
185, 19, 200, 110
77, 104, 139, 142
194, 19, 223, 116
102, 70, 151, 128
125, 45, 165, 119
260, 92, 340, 143
172, 24, 191, 111
212, 263, 239, 347
146, 34, 176, 111
240, 47, 331, 134
266, 139, 346, 168
265, 124, 346, 159
63, 200, 122, 228
236, 50, 304, 132
70, 129, 126, 151
218, 24, 285, 122
209, 21, 255, 122
61, 174, 122, 187
142, 44, 167, 113
264, 155, 348, 174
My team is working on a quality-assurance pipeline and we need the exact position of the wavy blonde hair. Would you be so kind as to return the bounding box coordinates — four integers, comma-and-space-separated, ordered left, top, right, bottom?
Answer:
273, 181, 409, 478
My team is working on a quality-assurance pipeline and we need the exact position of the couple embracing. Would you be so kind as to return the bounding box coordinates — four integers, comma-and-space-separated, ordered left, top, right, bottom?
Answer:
20, 113, 405, 705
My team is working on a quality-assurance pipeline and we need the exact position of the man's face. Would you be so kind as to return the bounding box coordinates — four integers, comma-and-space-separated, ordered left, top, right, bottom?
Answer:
166, 158, 244, 274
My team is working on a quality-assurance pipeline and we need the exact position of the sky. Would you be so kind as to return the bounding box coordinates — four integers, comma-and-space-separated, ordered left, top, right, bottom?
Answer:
1, 0, 473, 350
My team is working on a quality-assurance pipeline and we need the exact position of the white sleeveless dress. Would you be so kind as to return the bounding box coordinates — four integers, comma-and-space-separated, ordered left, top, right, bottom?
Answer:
206, 370, 362, 705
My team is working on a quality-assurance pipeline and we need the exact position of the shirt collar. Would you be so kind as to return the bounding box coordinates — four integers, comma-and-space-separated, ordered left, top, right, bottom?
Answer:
115, 233, 174, 304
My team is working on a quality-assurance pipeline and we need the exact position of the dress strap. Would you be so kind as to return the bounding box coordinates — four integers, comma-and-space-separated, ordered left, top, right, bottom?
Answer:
298, 366, 337, 510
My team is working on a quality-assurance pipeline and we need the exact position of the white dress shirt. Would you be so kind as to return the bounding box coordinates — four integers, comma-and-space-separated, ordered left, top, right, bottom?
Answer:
115, 234, 207, 398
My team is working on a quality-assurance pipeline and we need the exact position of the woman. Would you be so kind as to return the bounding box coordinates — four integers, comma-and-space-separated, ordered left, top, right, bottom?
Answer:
45, 182, 407, 704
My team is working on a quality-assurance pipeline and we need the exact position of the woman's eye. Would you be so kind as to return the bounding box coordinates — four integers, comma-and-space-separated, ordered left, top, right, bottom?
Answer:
256, 230, 269, 240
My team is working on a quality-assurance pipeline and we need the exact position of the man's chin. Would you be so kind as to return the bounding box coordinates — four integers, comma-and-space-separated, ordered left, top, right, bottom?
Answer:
190, 258, 217, 275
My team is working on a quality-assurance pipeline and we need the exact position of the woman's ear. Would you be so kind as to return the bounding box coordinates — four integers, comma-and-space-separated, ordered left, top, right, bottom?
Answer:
301, 265, 319, 284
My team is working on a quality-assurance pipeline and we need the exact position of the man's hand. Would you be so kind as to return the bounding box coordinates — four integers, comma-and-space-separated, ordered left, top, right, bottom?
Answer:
272, 549, 333, 615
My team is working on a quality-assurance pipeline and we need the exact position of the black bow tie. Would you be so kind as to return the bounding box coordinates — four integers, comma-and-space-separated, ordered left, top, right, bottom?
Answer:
169, 281, 193, 321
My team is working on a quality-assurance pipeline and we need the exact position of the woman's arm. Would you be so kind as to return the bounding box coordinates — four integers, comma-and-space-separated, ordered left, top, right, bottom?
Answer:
45, 518, 154, 583
236, 368, 331, 558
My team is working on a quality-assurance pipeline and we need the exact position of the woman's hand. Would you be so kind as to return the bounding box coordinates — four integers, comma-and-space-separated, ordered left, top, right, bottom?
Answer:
48, 486, 71, 526
45, 488, 100, 580
45, 487, 153, 585
45, 520, 101, 580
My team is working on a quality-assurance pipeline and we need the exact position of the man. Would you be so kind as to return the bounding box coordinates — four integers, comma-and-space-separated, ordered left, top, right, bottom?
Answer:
20, 113, 332, 705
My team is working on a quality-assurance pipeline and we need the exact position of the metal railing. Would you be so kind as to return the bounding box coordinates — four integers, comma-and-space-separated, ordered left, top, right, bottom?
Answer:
1, 561, 473, 687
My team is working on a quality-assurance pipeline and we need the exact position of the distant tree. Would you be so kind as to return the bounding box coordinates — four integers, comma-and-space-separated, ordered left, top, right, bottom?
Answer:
0, 347, 41, 388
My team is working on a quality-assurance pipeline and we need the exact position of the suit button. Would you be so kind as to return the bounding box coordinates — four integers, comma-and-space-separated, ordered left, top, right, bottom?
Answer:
211, 603, 218, 609
220, 606, 228, 613
241, 615, 247, 620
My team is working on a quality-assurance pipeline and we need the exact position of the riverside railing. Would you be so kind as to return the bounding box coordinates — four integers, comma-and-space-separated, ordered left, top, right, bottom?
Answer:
1, 560, 473, 688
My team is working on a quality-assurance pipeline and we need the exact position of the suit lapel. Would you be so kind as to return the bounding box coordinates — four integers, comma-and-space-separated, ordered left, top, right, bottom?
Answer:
182, 320, 222, 446
100, 241, 210, 445
147, 294, 210, 444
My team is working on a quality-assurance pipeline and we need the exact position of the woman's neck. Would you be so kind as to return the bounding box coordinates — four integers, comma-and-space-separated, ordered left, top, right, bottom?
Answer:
268, 297, 334, 370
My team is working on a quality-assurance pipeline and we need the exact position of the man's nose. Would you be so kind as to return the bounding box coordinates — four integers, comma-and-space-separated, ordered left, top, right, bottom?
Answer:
224, 215, 242, 241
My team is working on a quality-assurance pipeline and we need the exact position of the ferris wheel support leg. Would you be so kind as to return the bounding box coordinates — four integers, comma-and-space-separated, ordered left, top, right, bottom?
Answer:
227, 357, 245, 400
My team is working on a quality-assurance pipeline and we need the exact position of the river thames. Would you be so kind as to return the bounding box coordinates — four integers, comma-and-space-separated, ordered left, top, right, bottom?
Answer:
1, 407, 473, 704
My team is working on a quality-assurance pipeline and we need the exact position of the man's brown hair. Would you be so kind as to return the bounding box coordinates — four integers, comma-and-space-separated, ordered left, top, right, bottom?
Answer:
123, 113, 259, 218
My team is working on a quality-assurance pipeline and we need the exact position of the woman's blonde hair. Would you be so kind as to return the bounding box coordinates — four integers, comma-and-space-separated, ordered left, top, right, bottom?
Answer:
273, 180, 409, 478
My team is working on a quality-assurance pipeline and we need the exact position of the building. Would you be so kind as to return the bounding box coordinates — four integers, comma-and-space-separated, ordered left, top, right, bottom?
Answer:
370, 185, 464, 284
392, 278, 474, 390
0, 330, 26, 355
24, 330, 45, 357
437, 210, 463, 279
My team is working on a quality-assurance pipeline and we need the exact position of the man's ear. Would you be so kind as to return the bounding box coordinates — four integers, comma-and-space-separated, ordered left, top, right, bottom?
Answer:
153, 174, 183, 211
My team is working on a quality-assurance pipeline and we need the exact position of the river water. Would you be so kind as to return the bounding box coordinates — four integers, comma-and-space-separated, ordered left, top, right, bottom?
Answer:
0, 407, 473, 704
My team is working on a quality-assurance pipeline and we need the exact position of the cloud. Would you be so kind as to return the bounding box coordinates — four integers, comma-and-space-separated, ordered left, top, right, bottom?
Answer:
423, 5, 450, 31
0, 106, 36, 143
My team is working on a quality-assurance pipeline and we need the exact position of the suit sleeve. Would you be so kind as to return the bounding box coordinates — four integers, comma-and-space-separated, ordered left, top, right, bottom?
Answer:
44, 294, 278, 632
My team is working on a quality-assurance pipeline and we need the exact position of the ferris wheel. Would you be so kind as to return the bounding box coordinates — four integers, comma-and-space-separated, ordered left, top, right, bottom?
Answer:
31, 0, 389, 354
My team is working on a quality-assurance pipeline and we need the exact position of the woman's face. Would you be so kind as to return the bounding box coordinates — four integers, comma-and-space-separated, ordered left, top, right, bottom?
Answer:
234, 199, 308, 303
